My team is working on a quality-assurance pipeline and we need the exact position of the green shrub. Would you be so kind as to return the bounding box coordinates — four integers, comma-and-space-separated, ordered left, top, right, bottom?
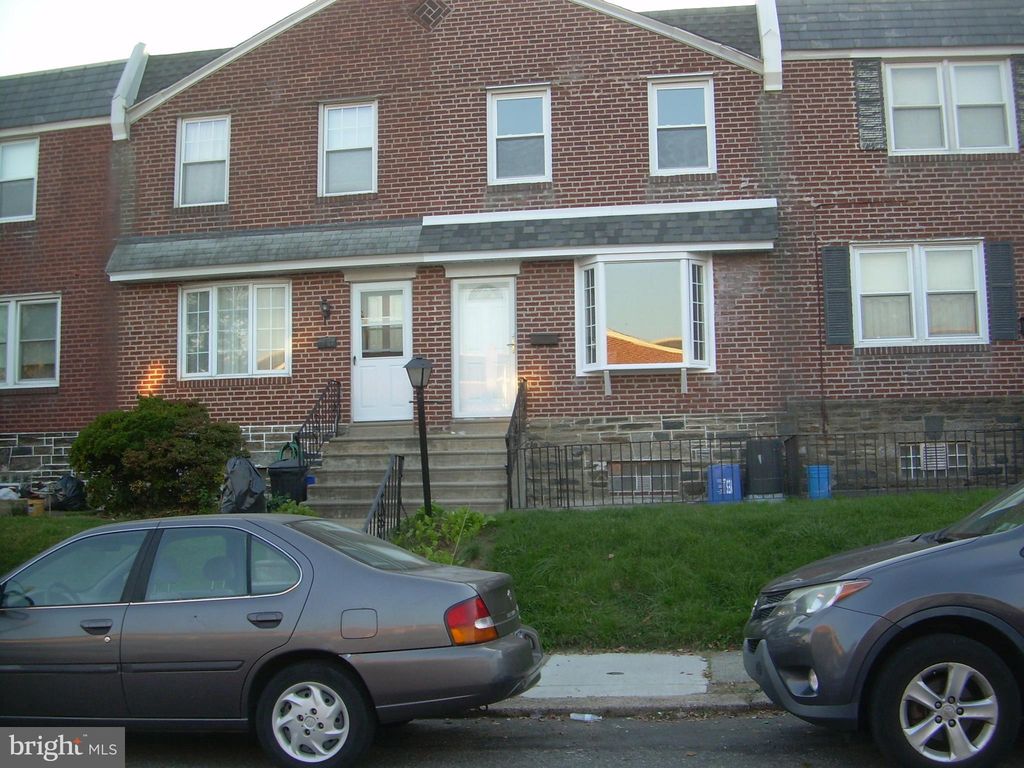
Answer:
391, 504, 489, 565
267, 495, 317, 516
69, 397, 246, 515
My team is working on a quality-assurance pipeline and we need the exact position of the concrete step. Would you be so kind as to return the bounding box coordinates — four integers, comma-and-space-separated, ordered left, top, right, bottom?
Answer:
325, 436, 507, 455
311, 465, 506, 485
314, 453, 506, 473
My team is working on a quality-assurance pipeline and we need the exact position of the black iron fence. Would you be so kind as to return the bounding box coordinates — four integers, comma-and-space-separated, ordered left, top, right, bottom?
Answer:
365, 454, 405, 539
293, 379, 342, 467
507, 429, 1024, 510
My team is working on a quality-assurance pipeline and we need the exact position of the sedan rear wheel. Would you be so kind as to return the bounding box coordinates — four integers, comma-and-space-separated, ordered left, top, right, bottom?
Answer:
870, 634, 1020, 768
256, 662, 375, 768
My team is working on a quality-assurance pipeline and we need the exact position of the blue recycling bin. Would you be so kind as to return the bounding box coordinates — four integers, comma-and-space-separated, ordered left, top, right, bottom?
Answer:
708, 463, 742, 503
807, 464, 832, 499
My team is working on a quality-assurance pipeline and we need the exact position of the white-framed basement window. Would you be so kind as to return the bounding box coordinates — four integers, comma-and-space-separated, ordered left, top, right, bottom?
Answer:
0, 294, 60, 388
175, 115, 230, 206
0, 137, 39, 222
179, 282, 290, 379
649, 77, 717, 175
851, 241, 989, 348
576, 255, 714, 374
319, 102, 377, 196
487, 86, 552, 185
884, 61, 1017, 155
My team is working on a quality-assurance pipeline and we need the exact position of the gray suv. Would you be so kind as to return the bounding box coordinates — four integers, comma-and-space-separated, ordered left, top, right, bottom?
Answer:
744, 481, 1024, 768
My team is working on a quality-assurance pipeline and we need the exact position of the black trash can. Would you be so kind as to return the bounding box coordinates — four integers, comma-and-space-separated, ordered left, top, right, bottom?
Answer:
268, 457, 308, 502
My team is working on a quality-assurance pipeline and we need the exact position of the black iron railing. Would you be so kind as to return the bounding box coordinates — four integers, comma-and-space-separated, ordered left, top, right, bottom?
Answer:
292, 379, 342, 468
364, 454, 405, 539
507, 429, 1024, 509
505, 379, 528, 509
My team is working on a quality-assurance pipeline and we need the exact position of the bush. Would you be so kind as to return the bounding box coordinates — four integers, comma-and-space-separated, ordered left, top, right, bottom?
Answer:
391, 504, 489, 565
267, 495, 317, 516
69, 397, 247, 515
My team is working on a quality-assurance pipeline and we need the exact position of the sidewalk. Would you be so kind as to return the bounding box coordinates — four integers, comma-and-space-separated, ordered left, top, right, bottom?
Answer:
488, 651, 773, 717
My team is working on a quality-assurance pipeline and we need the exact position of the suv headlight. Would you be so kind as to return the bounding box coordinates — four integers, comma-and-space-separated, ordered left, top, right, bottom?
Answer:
772, 580, 871, 619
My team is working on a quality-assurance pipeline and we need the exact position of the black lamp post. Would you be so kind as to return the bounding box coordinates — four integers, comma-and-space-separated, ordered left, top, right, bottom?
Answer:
404, 356, 434, 513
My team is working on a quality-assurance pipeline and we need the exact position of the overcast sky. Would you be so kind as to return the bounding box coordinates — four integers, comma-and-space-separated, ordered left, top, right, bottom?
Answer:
0, 0, 753, 77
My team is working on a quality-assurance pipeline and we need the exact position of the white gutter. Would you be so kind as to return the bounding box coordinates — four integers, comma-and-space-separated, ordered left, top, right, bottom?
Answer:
111, 43, 148, 141
755, 0, 783, 91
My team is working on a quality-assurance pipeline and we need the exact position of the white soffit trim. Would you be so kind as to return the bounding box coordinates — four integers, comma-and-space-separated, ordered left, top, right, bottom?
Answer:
0, 118, 108, 139
569, 0, 763, 75
444, 262, 522, 279
341, 265, 419, 282
127, 0, 338, 123
755, 0, 782, 91
111, 43, 148, 141
424, 198, 778, 226
784, 46, 1024, 61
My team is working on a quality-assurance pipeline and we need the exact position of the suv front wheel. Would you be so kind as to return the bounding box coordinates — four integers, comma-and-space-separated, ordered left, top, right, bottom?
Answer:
870, 634, 1020, 768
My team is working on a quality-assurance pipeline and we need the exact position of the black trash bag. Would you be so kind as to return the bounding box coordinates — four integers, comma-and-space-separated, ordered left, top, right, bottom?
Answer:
49, 474, 87, 511
219, 457, 267, 514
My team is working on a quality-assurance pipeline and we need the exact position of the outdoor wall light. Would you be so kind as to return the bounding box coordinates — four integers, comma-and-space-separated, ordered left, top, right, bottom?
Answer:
404, 356, 434, 512
319, 297, 332, 325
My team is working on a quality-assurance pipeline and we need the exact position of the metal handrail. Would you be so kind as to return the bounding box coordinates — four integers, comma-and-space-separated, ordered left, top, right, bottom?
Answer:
292, 379, 342, 468
505, 378, 528, 509
364, 454, 405, 539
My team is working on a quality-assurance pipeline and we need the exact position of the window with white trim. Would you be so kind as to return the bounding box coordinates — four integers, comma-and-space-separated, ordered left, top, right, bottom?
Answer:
899, 441, 970, 480
176, 116, 229, 206
609, 460, 681, 497
0, 138, 39, 222
884, 61, 1017, 155
319, 102, 377, 196
0, 295, 60, 388
180, 282, 290, 378
649, 79, 716, 174
851, 241, 988, 348
487, 87, 551, 184
576, 255, 713, 373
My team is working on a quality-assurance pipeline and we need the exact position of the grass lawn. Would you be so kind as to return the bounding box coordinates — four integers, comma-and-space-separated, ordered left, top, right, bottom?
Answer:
0, 515, 111, 575
484, 489, 999, 652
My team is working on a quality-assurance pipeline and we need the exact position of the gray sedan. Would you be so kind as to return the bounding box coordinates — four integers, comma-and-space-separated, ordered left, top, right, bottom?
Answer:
0, 515, 543, 768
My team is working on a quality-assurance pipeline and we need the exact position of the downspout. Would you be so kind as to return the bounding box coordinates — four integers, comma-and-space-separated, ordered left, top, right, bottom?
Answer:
111, 43, 148, 141
755, 0, 783, 92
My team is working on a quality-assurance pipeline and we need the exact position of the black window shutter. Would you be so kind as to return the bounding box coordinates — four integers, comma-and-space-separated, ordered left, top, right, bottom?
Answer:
986, 242, 1019, 341
854, 60, 887, 151
822, 245, 853, 345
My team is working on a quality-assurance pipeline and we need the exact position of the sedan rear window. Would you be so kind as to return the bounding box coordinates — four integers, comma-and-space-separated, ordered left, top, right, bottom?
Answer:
290, 519, 431, 571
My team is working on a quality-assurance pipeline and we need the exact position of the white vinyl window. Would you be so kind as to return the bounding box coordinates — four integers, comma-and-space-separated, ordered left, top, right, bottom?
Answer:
899, 441, 970, 480
885, 61, 1016, 155
852, 241, 988, 347
319, 102, 377, 196
180, 282, 290, 378
576, 255, 714, 373
0, 295, 60, 388
487, 87, 552, 185
0, 138, 39, 222
176, 116, 230, 206
649, 78, 716, 174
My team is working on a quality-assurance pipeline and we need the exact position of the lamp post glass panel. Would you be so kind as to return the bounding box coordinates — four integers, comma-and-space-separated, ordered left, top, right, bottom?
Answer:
404, 357, 433, 513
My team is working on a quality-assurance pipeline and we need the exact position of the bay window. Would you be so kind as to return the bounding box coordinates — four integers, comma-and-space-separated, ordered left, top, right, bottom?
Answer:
0, 295, 59, 388
180, 282, 290, 378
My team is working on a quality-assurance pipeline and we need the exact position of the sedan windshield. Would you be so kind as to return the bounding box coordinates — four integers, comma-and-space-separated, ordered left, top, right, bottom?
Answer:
289, 519, 432, 571
939, 482, 1024, 540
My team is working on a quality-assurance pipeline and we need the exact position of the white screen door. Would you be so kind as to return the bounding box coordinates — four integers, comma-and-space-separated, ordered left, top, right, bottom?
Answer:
351, 282, 413, 422
453, 278, 516, 418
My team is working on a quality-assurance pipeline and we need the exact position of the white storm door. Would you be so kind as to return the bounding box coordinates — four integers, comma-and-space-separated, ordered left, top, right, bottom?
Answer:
351, 282, 413, 422
453, 278, 516, 418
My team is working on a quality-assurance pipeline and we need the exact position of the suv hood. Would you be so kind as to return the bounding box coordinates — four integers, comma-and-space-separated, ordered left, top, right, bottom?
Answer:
762, 532, 965, 593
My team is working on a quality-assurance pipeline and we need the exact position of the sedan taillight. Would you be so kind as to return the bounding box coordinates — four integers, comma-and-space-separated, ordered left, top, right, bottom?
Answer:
445, 596, 498, 645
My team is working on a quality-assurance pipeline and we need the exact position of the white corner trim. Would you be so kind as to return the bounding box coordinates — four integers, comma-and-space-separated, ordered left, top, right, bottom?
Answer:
423, 198, 778, 227
783, 46, 1024, 62
755, 0, 783, 91
568, 0, 763, 75
127, 0, 339, 124
111, 43, 148, 141
0, 118, 108, 139
444, 262, 522, 279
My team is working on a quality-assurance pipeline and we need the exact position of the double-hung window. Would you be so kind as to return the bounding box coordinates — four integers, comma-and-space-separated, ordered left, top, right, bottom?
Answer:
0, 138, 39, 222
487, 87, 552, 185
852, 241, 988, 347
576, 255, 713, 373
885, 61, 1016, 154
0, 295, 60, 388
176, 116, 230, 206
319, 102, 377, 195
649, 78, 716, 175
180, 282, 290, 379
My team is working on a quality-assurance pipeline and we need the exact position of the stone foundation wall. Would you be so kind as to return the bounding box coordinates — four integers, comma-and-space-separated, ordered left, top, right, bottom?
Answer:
0, 432, 77, 485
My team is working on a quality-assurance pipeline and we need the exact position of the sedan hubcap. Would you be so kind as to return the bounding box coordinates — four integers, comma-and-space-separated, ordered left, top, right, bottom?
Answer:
272, 681, 349, 763
899, 661, 998, 763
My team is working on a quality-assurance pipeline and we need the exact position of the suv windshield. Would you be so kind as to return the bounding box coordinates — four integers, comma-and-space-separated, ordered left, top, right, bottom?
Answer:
289, 519, 432, 571
939, 482, 1024, 540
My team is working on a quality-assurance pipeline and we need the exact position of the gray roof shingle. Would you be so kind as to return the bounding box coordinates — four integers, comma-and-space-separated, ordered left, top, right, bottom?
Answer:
0, 60, 125, 130
136, 49, 231, 102
642, 7, 761, 58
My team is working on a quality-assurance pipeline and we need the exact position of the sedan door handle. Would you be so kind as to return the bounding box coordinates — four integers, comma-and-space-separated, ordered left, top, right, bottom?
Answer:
80, 619, 113, 635
247, 611, 283, 629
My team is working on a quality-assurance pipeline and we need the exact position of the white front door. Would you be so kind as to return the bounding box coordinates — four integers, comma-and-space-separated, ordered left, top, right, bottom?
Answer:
351, 282, 413, 422
453, 278, 517, 418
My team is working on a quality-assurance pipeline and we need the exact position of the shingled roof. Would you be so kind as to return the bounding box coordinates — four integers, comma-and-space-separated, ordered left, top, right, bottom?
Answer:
642, 6, 761, 58
136, 49, 230, 102
0, 60, 126, 130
